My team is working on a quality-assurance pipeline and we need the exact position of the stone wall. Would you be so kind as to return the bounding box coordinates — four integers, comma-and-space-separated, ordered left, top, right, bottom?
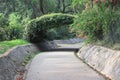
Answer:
77, 45, 120, 80
0, 44, 39, 80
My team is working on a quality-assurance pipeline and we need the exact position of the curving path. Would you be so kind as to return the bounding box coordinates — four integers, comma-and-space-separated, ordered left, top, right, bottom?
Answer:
25, 51, 106, 80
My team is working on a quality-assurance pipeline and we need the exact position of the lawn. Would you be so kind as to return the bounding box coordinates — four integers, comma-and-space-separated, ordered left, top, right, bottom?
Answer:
0, 39, 29, 54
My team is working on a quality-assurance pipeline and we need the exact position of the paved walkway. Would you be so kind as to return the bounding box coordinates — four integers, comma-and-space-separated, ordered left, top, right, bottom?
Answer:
25, 51, 106, 80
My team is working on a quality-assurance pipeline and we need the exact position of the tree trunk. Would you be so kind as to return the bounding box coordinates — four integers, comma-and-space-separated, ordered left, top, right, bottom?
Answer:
39, 0, 44, 14
62, 0, 65, 13
56, 0, 61, 12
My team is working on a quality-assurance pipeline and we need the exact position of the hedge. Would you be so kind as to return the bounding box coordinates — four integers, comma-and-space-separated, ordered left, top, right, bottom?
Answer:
24, 13, 75, 43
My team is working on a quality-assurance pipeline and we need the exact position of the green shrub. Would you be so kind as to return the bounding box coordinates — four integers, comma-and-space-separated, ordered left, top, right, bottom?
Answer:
7, 13, 23, 40
72, 4, 120, 44
0, 13, 8, 41
73, 7, 105, 41
45, 28, 58, 40
24, 13, 75, 43
0, 13, 8, 27
0, 27, 7, 41
46, 25, 75, 40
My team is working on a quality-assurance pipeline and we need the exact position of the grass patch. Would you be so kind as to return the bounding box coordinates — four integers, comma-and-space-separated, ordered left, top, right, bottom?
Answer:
0, 39, 29, 54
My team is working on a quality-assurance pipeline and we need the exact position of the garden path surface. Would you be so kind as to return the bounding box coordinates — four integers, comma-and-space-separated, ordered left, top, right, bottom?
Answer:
25, 38, 106, 80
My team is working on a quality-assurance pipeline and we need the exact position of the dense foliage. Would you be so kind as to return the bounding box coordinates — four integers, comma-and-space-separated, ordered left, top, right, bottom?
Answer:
0, 0, 77, 42
1, 0, 120, 48
0, 13, 8, 41
72, 0, 120, 45
0, 13, 23, 41
24, 13, 75, 43
7, 13, 23, 40
0, 0, 73, 18
46, 25, 75, 40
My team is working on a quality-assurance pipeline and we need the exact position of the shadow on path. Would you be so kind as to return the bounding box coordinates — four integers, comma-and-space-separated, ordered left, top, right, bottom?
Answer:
34, 38, 84, 52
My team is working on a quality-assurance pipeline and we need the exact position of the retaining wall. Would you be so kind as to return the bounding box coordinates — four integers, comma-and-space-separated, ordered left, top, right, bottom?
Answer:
77, 45, 120, 80
0, 44, 39, 80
